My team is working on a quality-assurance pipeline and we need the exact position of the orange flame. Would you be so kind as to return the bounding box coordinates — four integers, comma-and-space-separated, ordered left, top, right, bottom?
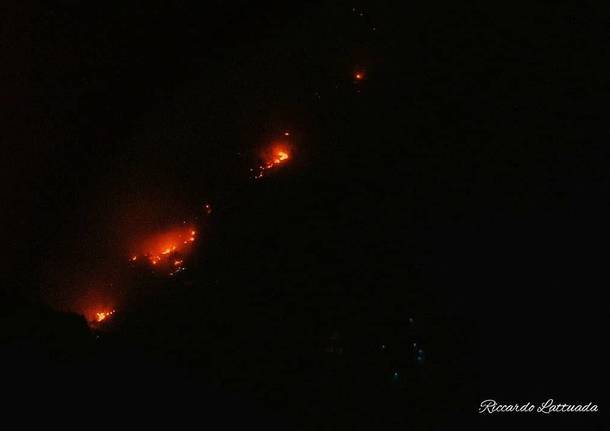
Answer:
95, 309, 115, 322
129, 226, 198, 273
254, 143, 292, 179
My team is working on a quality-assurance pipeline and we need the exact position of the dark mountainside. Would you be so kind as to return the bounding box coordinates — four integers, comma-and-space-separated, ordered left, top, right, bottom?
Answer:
2, 2, 606, 428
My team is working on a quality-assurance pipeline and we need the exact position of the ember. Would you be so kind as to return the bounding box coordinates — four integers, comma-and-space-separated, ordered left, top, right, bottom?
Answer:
353, 69, 366, 82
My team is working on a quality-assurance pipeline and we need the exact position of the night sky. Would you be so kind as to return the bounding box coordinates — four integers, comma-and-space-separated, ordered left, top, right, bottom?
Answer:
2, 1, 605, 427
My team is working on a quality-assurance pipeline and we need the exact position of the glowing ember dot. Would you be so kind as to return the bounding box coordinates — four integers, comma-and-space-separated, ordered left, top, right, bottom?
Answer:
284, 131, 290, 136
131, 256, 137, 261
354, 70, 366, 81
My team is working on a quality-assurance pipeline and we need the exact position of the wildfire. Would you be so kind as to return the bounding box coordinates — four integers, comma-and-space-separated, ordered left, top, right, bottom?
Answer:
129, 226, 198, 274
253, 143, 292, 179
95, 309, 115, 322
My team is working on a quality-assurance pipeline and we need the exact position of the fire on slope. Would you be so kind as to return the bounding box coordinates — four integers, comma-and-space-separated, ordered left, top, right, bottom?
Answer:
95, 309, 115, 322
253, 141, 292, 179
129, 225, 198, 275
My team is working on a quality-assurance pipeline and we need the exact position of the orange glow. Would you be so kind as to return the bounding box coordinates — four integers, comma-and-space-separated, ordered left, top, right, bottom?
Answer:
354, 70, 366, 82
95, 309, 115, 322
129, 225, 198, 273
254, 142, 292, 179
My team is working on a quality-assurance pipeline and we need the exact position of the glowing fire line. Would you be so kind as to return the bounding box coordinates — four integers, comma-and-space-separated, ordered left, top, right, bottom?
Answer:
129, 227, 198, 274
254, 147, 291, 179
